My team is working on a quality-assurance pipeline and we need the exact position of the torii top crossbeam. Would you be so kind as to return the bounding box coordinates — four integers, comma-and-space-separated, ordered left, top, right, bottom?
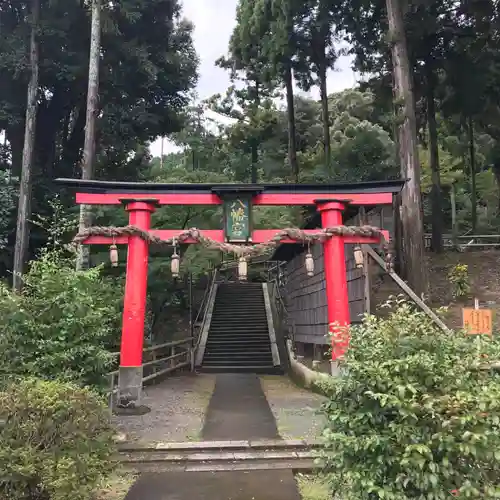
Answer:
57, 178, 404, 205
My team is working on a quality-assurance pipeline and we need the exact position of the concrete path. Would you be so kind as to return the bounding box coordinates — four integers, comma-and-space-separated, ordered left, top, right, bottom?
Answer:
202, 373, 279, 440
124, 374, 302, 500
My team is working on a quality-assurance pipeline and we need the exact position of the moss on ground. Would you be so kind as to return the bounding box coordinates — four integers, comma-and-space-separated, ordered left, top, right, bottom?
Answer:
296, 474, 331, 500
260, 375, 326, 440
96, 470, 137, 500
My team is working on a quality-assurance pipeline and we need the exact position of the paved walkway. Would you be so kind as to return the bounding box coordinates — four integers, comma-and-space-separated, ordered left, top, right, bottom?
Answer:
124, 374, 305, 500
115, 373, 325, 445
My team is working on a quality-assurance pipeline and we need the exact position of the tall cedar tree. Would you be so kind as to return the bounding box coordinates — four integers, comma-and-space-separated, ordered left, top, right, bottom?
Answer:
386, 0, 428, 295
76, 0, 101, 270
249, 0, 304, 181
13, 0, 39, 292
295, 0, 337, 176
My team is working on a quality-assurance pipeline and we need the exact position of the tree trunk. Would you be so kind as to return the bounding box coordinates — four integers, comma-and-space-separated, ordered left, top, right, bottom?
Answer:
76, 0, 101, 271
319, 58, 331, 177
492, 161, 500, 213
425, 58, 443, 253
468, 116, 477, 234
251, 141, 258, 183
250, 79, 259, 184
13, 0, 40, 293
450, 183, 457, 248
284, 63, 299, 182
317, 2, 331, 177
386, 0, 428, 296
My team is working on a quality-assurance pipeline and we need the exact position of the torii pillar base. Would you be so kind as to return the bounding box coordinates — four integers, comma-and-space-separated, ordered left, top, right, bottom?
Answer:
117, 367, 148, 414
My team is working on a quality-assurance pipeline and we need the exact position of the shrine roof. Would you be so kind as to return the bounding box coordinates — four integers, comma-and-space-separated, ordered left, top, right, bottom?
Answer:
55, 178, 405, 195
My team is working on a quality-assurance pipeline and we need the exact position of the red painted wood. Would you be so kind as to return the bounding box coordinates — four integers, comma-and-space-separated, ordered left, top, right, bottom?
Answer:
75, 191, 393, 206
83, 229, 389, 245
120, 201, 156, 367
252, 192, 392, 206
317, 201, 351, 362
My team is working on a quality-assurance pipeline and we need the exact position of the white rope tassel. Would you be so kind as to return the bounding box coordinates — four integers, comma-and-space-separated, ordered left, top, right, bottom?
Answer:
305, 243, 314, 277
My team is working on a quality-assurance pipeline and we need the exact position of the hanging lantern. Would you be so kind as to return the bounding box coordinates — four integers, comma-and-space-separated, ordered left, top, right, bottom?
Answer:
171, 239, 180, 278
305, 252, 314, 277
238, 256, 248, 281
171, 251, 180, 278
354, 246, 364, 269
109, 244, 118, 267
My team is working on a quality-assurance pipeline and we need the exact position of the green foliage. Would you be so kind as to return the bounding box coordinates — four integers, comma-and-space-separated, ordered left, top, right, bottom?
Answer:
0, 170, 16, 250
0, 0, 198, 271
0, 377, 115, 500
0, 251, 121, 390
319, 299, 500, 499
448, 264, 471, 299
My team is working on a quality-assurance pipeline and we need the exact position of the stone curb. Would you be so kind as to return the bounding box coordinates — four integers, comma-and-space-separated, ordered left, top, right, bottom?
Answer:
117, 438, 323, 452
122, 458, 319, 473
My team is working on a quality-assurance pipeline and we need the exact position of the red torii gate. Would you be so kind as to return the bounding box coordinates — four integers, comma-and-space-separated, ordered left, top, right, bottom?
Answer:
58, 178, 403, 408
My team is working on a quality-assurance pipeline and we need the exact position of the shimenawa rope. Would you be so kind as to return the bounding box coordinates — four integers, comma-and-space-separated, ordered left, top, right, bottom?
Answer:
72, 224, 393, 270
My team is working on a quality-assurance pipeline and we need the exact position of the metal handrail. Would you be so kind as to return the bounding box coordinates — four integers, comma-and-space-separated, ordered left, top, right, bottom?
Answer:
268, 279, 295, 345
424, 233, 500, 250
424, 233, 500, 240
193, 268, 217, 328
194, 268, 218, 352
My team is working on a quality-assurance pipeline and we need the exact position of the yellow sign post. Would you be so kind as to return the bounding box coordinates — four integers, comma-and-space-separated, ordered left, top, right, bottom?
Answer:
462, 300, 493, 336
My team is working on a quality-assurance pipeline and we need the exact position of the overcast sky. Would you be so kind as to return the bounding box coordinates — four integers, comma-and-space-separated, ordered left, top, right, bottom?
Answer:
151, 0, 357, 156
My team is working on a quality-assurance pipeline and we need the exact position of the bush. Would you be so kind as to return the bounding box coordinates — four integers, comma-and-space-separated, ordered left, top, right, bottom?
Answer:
0, 251, 121, 390
448, 263, 471, 299
318, 298, 500, 499
0, 378, 115, 500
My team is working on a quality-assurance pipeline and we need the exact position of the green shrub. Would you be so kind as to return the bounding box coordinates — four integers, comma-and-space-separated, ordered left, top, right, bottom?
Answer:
0, 378, 115, 500
448, 263, 471, 299
0, 251, 121, 390
318, 298, 500, 499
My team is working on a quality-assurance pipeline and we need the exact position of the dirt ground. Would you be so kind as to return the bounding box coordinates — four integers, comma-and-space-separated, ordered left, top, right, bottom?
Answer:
373, 250, 500, 331
113, 373, 216, 444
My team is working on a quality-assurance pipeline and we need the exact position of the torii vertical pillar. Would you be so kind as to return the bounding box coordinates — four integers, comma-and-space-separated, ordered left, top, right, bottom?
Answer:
317, 200, 350, 375
118, 199, 157, 410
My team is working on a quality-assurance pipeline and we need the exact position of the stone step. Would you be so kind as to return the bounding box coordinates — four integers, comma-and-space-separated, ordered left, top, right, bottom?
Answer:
209, 324, 269, 328
118, 439, 321, 472
203, 355, 274, 363
204, 346, 272, 353
199, 365, 280, 373
207, 332, 270, 337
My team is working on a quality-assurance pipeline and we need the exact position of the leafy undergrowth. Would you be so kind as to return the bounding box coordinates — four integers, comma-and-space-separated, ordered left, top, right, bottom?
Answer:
317, 299, 500, 499
0, 378, 116, 500
296, 474, 330, 500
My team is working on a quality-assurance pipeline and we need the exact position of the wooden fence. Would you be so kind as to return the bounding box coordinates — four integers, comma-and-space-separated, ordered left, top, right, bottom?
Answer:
107, 337, 193, 411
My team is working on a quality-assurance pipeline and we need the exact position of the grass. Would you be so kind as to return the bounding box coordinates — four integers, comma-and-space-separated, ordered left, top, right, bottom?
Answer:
296, 474, 331, 500
96, 470, 138, 500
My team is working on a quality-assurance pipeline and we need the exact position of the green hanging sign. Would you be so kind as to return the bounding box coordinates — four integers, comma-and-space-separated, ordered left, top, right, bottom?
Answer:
223, 197, 252, 243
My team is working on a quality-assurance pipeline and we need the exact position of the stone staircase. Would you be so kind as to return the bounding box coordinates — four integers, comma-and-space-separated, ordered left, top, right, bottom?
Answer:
200, 283, 280, 373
